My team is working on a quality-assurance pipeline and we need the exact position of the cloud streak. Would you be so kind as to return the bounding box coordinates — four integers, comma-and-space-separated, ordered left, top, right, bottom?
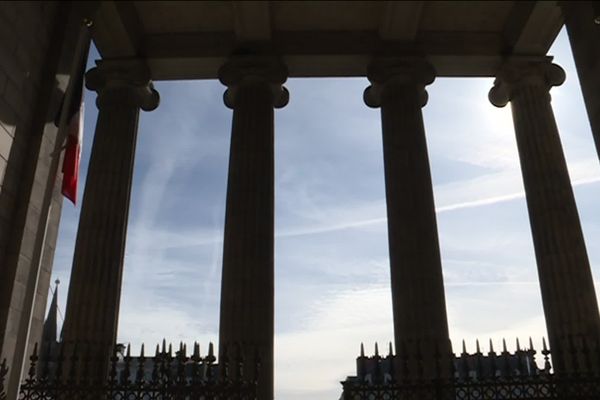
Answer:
276, 172, 600, 239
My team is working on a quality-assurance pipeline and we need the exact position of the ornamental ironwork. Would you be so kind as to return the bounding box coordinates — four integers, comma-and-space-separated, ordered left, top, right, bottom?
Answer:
13, 341, 258, 400
341, 336, 600, 399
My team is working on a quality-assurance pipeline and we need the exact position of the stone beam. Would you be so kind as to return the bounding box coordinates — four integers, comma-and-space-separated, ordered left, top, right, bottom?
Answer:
141, 30, 507, 79
510, 1, 563, 55
232, 1, 271, 42
379, 1, 424, 41
91, 1, 143, 58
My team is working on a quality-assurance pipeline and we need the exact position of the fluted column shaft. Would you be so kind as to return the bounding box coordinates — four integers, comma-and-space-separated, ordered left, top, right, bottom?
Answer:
490, 58, 600, 373
364, 58, 450, 374
61, 61, 159, 374
218, 56, 288, 400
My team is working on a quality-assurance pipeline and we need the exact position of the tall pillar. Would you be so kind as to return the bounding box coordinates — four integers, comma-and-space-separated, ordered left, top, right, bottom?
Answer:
364, 58, 451, 374
61, 61, 159, 374
561, 1, 600, 162
489, 58, 600, 372
218, 56, 288, 400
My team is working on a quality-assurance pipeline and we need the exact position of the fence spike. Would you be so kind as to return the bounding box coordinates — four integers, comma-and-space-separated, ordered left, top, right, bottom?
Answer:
151, 344, 161, 383
462, 339, 467, 355
31, 342, 39, 362
460, 341, 470, 380
488, 339, 497, 378
476, 339, 481, 354
206, 342, 216, 365
475, 344, 484, 379
360, 342, 365, 358
163, 342, 173, 383
27, 343, 39, 380
388, 342, 393, 357
122, 343, 132, 385
528, 339, 538, 375
501, 339, 511, 377
374, 342, 379, 357
162, 338, 166, 354
515, 341, 525, 376
192, 342, 201, 362
137, 343, 146, 384
176, 343, 186, 384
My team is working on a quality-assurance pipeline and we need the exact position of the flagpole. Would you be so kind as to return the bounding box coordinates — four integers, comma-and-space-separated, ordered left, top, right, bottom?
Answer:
10, 17, 92, 400
54, 19, 92, 157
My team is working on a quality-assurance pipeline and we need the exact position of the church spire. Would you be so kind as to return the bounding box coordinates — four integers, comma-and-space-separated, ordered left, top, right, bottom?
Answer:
42, 279, 60, 347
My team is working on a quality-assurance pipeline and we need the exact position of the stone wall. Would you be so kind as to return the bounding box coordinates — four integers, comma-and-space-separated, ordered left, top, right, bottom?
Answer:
0, 2, 76, 398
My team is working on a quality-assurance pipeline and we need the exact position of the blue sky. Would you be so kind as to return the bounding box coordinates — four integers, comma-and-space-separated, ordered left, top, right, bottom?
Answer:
50, 28, 600, 399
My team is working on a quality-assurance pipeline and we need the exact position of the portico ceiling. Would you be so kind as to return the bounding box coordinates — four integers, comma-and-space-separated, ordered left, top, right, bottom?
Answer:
90, 1, 563, 80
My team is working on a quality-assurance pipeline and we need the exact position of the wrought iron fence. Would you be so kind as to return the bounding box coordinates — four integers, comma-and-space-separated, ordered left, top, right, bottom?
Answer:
342, 374, 600, 400
5, 336, 600, 400
13, 342, 258, 400
342, 336, 600, 399
1, 358, 7, 400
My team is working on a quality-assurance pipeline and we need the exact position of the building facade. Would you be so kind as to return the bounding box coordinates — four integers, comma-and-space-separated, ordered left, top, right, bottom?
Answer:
1, 2, 600, 400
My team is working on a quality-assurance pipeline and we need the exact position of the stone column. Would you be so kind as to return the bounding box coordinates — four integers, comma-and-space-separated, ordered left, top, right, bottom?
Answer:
364, 58, 451, 375
561, 1, 600, 161
61, 61, 159, 375
218, 56, 288, 400
489, 58, 600, 373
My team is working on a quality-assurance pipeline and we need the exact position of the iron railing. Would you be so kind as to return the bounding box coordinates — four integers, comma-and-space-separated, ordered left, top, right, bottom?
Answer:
5, 337, 600, 400
342, 374, 600, 399
342, 337, 600, 399
12, 342, 258, 400
1, 358, 7, 400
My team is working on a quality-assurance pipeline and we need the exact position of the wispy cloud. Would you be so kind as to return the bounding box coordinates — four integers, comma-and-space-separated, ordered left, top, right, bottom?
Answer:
50, 29, 600, 400
275, 170, 600, 239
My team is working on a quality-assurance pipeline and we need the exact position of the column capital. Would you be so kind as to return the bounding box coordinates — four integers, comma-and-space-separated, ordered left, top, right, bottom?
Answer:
363, 57, 435, 108
218, 55, 289, 109
488, 57, 565, 108
85, 59, 160, 111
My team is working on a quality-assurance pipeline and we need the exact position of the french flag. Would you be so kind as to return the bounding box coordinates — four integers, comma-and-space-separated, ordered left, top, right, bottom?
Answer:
55, 24, 90, 205
60, 88, 84, 205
